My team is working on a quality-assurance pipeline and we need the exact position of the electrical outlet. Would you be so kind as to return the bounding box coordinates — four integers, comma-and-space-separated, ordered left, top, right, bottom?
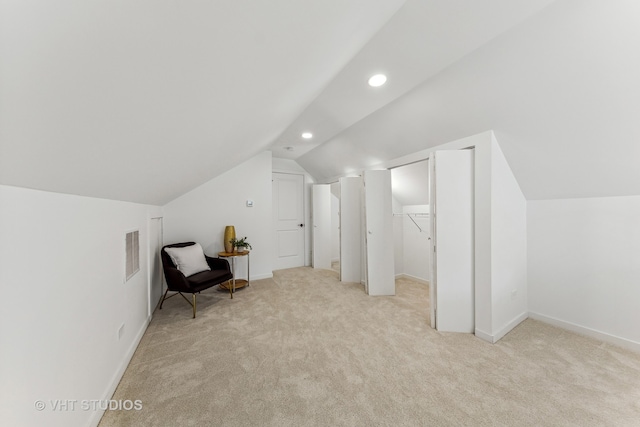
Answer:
511, 289, 518, 301
118, 324, 125, 340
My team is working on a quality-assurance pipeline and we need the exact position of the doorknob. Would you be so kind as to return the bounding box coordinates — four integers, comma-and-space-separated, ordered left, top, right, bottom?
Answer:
298, 224, 304, 228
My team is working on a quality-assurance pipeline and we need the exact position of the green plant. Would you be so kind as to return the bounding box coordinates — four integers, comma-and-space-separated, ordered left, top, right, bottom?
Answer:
229, 236, 252, 250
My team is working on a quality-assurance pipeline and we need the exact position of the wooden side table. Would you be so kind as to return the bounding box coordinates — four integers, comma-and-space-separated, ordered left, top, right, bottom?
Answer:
217, 250, 250, 294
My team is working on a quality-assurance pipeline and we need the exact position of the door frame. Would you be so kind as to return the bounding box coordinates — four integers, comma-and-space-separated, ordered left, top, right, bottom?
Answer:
148, 216, 164, 319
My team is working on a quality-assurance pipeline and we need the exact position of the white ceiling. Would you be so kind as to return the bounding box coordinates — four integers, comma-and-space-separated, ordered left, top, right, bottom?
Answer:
2, 0, 639, 204
271, 0, 557, 159
295, 0, 640, 200
0, 0, 405, 204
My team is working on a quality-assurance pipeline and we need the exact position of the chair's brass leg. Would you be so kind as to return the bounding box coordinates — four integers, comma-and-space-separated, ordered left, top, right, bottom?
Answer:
229, 280, 233, 299
192, 294, 197, 318
159, 288, 169, 309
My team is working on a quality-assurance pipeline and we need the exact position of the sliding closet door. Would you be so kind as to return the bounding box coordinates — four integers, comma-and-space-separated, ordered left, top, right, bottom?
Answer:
312, 184, 332, 270
431, 150, 474, 332
363, 170, 395, 296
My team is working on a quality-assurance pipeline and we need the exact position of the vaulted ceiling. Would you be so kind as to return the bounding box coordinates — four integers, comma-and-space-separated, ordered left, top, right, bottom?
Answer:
2, 1, 639, 205
294, 0, 640, 201
0, 0, 405, 204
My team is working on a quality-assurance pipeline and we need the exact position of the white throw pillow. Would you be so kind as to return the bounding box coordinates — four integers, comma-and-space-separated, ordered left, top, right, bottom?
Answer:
164, 243, 211, 277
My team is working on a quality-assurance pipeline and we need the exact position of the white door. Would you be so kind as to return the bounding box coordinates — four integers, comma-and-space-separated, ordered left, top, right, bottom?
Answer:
339, 176, 362, 283
149, 217, 164, 316
272, 173, 305, 270
312, 184, 332, 270
363, 170, 395, 296
430, 150, 474, 332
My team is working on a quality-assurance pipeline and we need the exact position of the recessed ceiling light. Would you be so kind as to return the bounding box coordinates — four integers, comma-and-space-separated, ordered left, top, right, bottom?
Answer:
368, 74, 387, 87
301, 132, 313, 139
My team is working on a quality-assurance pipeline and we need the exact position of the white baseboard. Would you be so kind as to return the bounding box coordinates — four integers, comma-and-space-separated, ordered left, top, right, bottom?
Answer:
529, 312, 640, 353
88, 317, 150, 427
474, 312, 528, 344
494, 312, 528, 342
395, 273, 429, 285
251, 272, 274, 281
474, 328, 493, 343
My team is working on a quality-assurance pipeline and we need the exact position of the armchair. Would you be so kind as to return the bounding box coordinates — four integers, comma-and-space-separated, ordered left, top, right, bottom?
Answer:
160, 242, 233, 318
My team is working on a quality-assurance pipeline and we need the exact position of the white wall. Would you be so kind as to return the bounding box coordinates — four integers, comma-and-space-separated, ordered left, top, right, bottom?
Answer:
163, 151, 273, 280
490, 137, 528, 342
528, 195, 640, 352
0, 185, 161, 427
402, 205, 430, 282
272, 157, 315, 266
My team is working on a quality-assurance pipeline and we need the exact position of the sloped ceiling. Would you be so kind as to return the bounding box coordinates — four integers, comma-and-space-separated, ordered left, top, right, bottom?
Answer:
293, 0, 640, 200
272, 0, 557, 159
0, 0, 405, 205
3, 1, 638, 205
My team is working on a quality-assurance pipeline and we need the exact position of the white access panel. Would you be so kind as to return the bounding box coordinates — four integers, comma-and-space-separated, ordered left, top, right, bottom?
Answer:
272, 173, 305, 270
339, 177, 362, 283
431, 150, 474, 332
312, 184, 332, 270
363, 170, 395, 296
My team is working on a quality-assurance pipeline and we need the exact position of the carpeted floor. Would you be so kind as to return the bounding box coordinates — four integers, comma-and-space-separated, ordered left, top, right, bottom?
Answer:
99, 267, 640, 426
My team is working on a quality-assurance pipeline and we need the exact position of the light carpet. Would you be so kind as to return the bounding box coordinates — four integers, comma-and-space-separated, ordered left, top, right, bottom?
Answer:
99, 267, 640, 426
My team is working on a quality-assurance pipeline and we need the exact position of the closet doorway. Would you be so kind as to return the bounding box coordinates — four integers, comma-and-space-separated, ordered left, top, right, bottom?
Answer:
390, 161, 431, 282
389, 150, 475, 333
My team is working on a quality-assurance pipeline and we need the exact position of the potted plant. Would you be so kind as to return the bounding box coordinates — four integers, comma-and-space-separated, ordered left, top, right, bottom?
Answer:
230, 236, 252, 252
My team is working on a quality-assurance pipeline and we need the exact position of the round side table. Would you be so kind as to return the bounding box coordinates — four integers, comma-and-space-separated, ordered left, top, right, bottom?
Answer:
217, 250, 250, 294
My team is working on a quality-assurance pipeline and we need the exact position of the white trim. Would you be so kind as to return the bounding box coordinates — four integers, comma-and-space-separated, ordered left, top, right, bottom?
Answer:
474, 312, 528, 343
474, 328, 493, 343
271, 169, 306, 176
395, 273, 430, 285
494, 312, 528, 342
88, 317, 150, 427
147, 216, 164, 319
529, 312, 640, 354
